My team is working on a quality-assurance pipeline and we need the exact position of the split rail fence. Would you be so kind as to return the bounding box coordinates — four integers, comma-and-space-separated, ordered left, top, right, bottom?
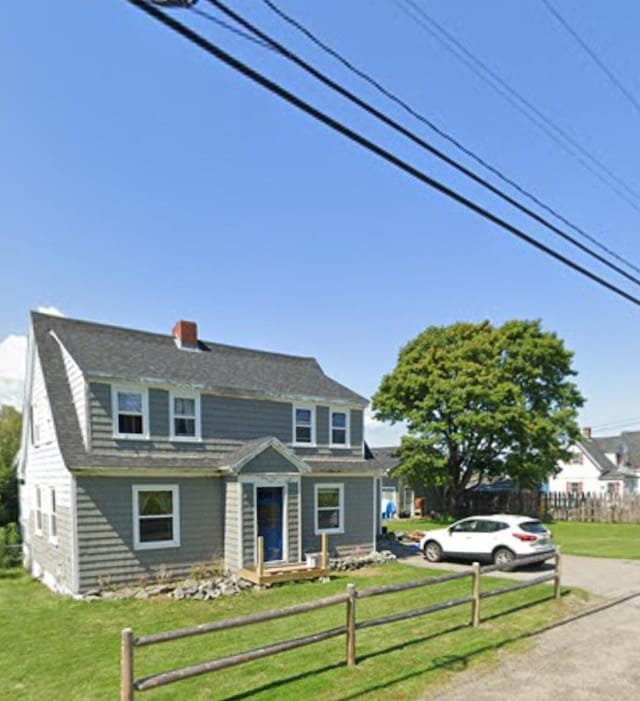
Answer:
121, 551, 561, 699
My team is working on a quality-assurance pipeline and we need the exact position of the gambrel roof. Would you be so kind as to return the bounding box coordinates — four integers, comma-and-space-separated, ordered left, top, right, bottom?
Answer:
28, 311, 378, 475
32, 312, 367, 406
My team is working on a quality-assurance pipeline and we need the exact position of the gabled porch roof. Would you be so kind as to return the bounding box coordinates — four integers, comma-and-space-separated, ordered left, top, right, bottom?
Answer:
221, 436, 311, 475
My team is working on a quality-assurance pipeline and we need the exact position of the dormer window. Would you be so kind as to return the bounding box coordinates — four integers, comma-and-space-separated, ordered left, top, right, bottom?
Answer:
170, 392, 200, 440
293, 405, 315, 445
330, 409, 350, 447
113, 386, 148, 439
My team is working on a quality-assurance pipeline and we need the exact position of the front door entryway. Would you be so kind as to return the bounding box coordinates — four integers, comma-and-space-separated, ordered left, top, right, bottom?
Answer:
257, 486, 284, 562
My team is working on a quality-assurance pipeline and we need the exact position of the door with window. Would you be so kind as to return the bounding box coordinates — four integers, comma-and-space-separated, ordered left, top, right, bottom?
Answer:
257, 487, 284, 562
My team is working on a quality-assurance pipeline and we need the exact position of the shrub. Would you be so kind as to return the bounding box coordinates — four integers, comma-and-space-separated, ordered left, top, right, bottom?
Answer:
0, 522, 21, 568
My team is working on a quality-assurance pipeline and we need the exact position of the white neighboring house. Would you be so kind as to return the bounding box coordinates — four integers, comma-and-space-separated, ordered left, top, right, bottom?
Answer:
547, 428, 640, 496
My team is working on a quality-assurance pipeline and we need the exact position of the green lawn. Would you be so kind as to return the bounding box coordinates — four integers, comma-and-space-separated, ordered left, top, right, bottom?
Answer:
386, 518, 640, 560
0, 563, 586, 700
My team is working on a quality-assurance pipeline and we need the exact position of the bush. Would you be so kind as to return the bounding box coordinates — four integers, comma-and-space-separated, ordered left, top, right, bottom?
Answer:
0, 522, 21, 568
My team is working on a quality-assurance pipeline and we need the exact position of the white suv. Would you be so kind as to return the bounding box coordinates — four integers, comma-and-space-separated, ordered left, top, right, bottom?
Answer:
418, 514, 554, 567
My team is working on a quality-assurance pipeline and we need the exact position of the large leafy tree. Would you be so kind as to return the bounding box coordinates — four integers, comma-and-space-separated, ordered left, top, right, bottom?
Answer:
0, 405, 22, 525
372, 320, 584, 515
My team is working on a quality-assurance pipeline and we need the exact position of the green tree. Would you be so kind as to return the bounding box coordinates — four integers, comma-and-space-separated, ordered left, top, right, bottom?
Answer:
372, 320, 584, 515
0, 405, 22, 525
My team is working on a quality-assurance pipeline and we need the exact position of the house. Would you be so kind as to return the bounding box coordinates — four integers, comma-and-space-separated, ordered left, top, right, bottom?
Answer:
547, 427, 640, 496
17, 312, 383, 595
369, 446, 416, 518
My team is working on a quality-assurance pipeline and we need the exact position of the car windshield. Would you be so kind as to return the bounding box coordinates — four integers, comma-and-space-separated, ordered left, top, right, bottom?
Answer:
519, 520, 548, 534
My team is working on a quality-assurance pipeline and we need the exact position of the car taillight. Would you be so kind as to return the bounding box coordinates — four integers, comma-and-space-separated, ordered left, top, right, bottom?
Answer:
513, 533, 537, 542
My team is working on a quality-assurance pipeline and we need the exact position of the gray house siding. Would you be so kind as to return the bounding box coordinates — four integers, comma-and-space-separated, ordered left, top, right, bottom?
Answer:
350, 409, 363, 447
89, 382, 113, 451
316, 406, 329, 445
241, 483, 255, 568
202, 395, 292, 442
301, 476, 375, 557
27, 503, 74, 593
240, 447, 300, 474
287, 481, 300, 563
75, 476, 224, 592
149, 388, 169, 438
89, 381, 363, 459
223, 477, 240, 571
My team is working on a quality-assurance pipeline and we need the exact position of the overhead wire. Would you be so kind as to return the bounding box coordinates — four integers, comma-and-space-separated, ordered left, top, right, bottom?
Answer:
392, 0, 640, 215
190, 6, 274, 50
126, 0, 640, 310
195, 0, 640, 291
541, 0, 640, 117
590, 418, 640, 433
257, 0, 640, 277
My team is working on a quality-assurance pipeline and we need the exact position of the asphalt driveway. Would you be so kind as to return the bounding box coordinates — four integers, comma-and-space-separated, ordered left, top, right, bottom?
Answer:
398, 549, 640, 700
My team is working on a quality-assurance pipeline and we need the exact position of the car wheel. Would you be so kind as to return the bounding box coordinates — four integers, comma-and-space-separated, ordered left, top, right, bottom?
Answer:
423, 540, 443, 563
493, 547, 515, 568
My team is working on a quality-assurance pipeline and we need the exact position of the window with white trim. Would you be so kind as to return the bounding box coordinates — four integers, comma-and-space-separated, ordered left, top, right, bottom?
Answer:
132, 485, 180, 550
330, 409, 349, 446
314, 483, 344, 534
113, 386, 148, 438
170, 392, 200, 440
35, 485, 43, 535
49, 487, 57, 543
293, 406, 315, 444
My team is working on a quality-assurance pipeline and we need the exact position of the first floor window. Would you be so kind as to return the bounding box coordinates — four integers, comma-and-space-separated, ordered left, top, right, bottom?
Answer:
330, 410, 348, 446
133, 485, 180, 549
315, 484, 344, 534
49, 487, 57, 542
294, 406, 314, 444
115, 388, 146, 437
35, 486, 43, 534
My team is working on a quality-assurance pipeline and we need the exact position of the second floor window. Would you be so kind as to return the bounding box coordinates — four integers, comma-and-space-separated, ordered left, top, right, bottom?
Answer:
114, 387, 147, 438
331, 410, 348, 446
171, 394, 200, 440
294, 406, 314, 444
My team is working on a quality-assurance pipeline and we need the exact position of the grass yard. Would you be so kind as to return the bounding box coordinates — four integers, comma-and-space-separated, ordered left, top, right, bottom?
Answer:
547, 521, 640, 559
0, 563, 587, 701
387, 517, 640, 560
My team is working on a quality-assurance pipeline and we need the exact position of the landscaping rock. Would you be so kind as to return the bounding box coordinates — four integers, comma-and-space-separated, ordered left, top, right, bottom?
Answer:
329, 550, 397, 572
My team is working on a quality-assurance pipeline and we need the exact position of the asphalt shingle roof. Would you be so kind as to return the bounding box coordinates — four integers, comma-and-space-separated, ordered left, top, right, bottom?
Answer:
32, 312, 367, 405
30, 311, 373, 474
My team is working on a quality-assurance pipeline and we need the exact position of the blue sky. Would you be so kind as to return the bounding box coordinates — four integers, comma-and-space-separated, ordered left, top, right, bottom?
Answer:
2, 1, 640, 443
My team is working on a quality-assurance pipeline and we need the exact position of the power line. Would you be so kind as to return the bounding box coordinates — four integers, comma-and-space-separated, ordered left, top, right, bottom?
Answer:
198, 0, 640, 291
190, 6, 274, 50
590, 417, 640, 432
125, 0, 640, 311
392, 0, 640, 215
541, 0, 640, 117
257, 0, 640, 278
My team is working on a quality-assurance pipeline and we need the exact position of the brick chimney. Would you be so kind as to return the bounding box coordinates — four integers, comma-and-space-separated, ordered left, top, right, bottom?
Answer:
173, 320, 198, 349
582, 426, 592, 439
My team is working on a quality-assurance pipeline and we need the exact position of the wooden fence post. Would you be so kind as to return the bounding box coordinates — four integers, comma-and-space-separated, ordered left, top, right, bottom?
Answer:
257, 536, 264, 579
346, 583, 357, 666
321, 532, 329, 570
471, 562, 481, 627
121, 627, 134, 701
554, 549, 562, 599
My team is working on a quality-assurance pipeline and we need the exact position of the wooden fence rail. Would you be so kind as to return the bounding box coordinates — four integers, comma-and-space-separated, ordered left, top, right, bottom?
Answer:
121, 551, 561, 700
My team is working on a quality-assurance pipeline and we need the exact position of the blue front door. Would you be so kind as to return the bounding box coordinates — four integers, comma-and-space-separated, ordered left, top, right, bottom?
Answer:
257, 487, 284, 562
